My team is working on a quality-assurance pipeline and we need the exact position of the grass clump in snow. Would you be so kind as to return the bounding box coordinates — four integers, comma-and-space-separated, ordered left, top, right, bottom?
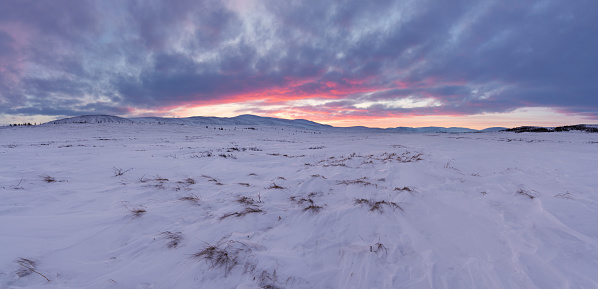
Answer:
16, 258, 50, 282
202, 174, 224, 185
370, 242, 389, 257
177, 177, 195, 185
193, 240, 253, 276
153, 175, 169, 182
160, 231, 183, 248
139, 175, 170, 188
337, 177, 376, 187
41, 175, 56, 183
129, 207, 146, 217
218, 153, 237, 159
226, 146, 262, 152
112, 167, 132, 177
267, 183, 285, 189
397, 152, 423, 163
290, 196, 313, 205
303, 205, 323, 213
220, 207, 263, 220
236, 196, 257, 205
6, 177, 25, 190
257, 270, 282, 289
123, 203, 146, 217
179, 193, 200, 204
516, 187, 536, 199
290, 192, 324, 213
193, 244, 238, 275
354, 198, 403, 213
221, 195, 265, 220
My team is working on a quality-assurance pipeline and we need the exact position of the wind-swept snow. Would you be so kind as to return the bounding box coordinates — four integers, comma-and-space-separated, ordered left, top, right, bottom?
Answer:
1, 124, 597, 288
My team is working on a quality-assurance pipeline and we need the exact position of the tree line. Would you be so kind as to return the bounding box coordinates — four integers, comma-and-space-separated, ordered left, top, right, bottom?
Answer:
8, 123, 37, 126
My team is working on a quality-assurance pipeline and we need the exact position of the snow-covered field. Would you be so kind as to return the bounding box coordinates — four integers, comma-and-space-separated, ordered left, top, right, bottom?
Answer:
1, 123, 597, 289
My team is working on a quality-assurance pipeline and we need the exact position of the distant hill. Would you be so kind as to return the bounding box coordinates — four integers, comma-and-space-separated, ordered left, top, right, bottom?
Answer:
44, 114, 510, 133
46, 115, 134, 124
387, 126, 479, 133
480, 127, 509, 132
131, 114, 332, 130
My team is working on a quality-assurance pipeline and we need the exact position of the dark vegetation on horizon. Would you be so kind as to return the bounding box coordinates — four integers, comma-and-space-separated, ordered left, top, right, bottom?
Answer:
505, 124, 598, 133
9, 123, 36, 126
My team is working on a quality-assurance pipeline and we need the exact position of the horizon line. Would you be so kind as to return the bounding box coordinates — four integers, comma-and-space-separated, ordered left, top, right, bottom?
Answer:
5, 113, 596, 131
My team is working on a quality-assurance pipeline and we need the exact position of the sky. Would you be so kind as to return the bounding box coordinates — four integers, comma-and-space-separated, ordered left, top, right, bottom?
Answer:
1, 0, 597, 129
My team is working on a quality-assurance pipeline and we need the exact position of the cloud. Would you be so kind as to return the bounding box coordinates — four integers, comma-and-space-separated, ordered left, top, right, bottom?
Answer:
0, 0, 597, 123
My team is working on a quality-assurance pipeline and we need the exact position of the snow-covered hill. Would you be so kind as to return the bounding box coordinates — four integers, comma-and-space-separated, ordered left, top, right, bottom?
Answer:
46, 115, 134, 124
44, 114, 508, 133
387, 126, 479, 133
131, 114, 332, 130
1, 124, 598, 288
480, 127, 509, 132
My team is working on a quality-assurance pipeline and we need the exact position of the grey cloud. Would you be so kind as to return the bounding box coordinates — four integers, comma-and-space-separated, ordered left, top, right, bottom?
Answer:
0, 1, 98, 38
6, 104, 129, 118
0, 31, 15, 56
1, 0, 597, 120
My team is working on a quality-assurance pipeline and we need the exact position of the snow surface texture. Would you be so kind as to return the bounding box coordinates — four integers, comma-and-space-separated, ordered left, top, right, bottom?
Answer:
1, 123, 598, 289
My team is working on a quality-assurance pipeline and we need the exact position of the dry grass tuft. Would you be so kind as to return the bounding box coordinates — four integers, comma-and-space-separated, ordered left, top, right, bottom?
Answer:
337, 177, 376, 187
354, 198, 403, 213
267, 183, 285, 189
290, 196, 314, 205
193, 245, 238, 275
258, 270, 282, 289
516, 187, 536, 199
122, 203, 146, 217
179, 193, 201, 204
237, 196, 256, 205
160, 231, 183, 248
178, 177, 195, 184
112, 167, 133, 176
303, 205, 323, 213
220, 207, 263, 220
41, 175, 56, 183
370, 242, 388, 256
16, 258, 50, 282
291, 192, 324, 213
193, 240, 252, 276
